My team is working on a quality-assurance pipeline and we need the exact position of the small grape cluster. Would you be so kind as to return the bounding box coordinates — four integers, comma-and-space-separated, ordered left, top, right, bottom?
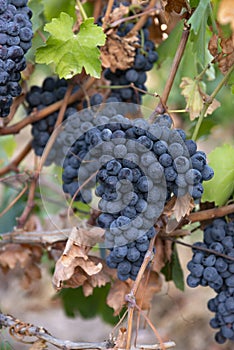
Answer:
0, 0, 33, 118
96, 0, 158, 105
26, 77, 79, 164
58, 108, 213, 281
187, 218, 234, 344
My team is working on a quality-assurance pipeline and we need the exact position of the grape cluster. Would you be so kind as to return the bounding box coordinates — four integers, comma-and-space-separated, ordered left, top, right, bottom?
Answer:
187, 218, 234, 344
0, 0, 33, 118
26, 77, 79, 165
59, 108, 213, 281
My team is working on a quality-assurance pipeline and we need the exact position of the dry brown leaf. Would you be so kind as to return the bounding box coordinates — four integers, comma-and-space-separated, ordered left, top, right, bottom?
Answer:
52, 227, 109, 291
208, 32, 234, 74
163, 0, 190, 14
0, 244, 31, 269
101, 29, 139, 72
218, 0, 234, 33
135, 271, 162, 310
110, 4, 129, 23
61, 266, 88, 289
107, 280, 130, 315
171, 193, 194, 222
152, 237, 166, 273
0, 244, 42, 288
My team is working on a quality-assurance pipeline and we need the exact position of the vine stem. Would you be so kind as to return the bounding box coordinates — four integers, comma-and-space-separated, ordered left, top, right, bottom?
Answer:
0, 312, 107, 350
188, 203, 234, 222
0, 204, 234, 246
155, 24, 190, 115
0, 140, 32, 176
192, 64, 234, 141
126, 234, 158, 350
102, 0, 115, 30
162, 237, 234, 262
38, 84, 73, 172
0, 77, 96, 136
76, 0, 88, 21
130, 0, 158, 33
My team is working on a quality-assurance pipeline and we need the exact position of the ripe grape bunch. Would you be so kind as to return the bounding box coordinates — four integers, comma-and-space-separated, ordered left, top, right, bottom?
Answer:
26, 77, 79, 165
187, 218, 234, 344
0, 0, 33, 118
60, 109, 214, 281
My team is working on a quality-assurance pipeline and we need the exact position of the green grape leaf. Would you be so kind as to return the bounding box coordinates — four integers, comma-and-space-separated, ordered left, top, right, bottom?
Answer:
0, 135, 16, 158
202, 144, 234, 206
157, 21, 184, 65
161, 245, 184, 291
36, 13, 106, 79
187, 0, 211, 67
59, 284, 123, 325
187, 0, 210, 35
29, 0, 44, 32
42, 0, 76, 21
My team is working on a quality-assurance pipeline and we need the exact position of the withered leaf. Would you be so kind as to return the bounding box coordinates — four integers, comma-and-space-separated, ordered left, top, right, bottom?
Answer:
65, 226, 104, 250
180, 77, 204, 120
0, 244, 42, 288
135, 271, 162, 310
152, 237, 167, 273
152, 237, 173, 272
107, 280, 130, 315
163, 0, 190, 14
101, 29, 139, 72
208, 32, 234, 74
180, 77, 220, 120
171, 193, 194, 222
110, 4, 129, 23
52, 227, 105, 289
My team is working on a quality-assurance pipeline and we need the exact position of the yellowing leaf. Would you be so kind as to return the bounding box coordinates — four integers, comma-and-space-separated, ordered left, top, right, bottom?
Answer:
180, 77, 220, 120
180, 77, 204, 120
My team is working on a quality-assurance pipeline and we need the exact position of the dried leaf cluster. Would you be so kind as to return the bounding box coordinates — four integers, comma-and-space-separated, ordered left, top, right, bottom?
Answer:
101, 29, 139, 72
0, 244, 42, 288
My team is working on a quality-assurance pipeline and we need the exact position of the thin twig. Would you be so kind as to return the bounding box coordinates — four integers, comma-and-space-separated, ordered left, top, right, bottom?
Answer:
0, 140, 32, 176
154, 24, 190, 115
110, 7, 157, 28
0, 184, 28, 218
102, 0, 115, 30
0, 77, 96, 136
135, 305, 165, 350
93, 0, 102, 22
163, 237, 234, 262
130, 0, 158, 33
38, 84, 73, 172
126, 235, 157, 350
16, 173, 38, 229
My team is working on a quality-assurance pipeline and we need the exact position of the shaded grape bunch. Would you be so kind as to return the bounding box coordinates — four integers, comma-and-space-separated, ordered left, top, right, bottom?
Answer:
187, 218, 234, 344
59, 108, 213, 281
26, 77, 79, 165
0, 0, 33, 118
